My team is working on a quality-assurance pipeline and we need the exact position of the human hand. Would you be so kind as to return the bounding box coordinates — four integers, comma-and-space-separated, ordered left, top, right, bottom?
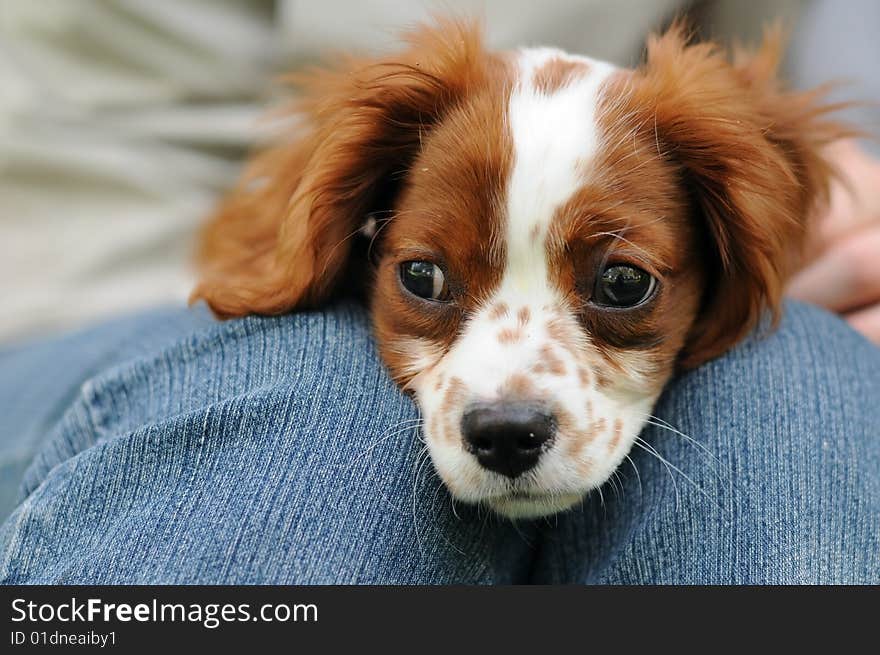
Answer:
788, 139, 880, 344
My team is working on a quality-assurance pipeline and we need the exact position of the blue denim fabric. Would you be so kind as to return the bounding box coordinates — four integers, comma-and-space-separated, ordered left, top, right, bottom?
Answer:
0, 302, 877, 584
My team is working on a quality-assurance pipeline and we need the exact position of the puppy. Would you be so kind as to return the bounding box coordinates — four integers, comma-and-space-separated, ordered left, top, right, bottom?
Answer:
193, 20, 842, 518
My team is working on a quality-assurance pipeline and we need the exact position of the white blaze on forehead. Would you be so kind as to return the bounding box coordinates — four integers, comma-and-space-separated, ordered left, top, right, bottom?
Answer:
504, 48, 616, 295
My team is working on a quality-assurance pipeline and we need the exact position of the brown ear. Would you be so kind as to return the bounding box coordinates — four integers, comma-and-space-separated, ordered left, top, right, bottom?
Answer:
192, 19, 490, 318
628, 23, 846, 367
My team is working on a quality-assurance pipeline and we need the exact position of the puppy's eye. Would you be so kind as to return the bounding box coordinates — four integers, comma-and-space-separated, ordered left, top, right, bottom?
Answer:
592, 264, 656, 308
400, 261, 449, 301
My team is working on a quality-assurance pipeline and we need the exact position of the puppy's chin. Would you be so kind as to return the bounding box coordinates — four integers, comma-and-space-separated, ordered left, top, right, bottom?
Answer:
486, 492, 584, 520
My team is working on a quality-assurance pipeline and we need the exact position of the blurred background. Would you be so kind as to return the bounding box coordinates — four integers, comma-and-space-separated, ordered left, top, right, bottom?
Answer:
1, 0, 876, 344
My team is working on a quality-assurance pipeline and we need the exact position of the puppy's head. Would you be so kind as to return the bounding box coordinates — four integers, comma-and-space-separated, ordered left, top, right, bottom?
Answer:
194, 20, 841, 518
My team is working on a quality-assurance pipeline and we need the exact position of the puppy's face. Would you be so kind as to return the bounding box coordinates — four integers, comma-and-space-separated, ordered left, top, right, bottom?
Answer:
372, 58, 702, 517
194, 21, 840, 518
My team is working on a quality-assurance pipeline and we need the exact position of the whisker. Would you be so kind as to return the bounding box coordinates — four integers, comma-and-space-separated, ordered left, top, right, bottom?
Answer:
640, 414, 741, 498
318, 223, 367, 280
589, 230, 658, 263
352, 418, 425, 466
645, 415, 730, 475
450, 496, 462, 521
634, 437, 680, 509
634, 437, 724, 512
367, 423, 425, 516
410, 444, 432, 558
624, 454, 643, 497
425, 470, 468, 556
611, 470, 625, 502
366, 215, 395, 260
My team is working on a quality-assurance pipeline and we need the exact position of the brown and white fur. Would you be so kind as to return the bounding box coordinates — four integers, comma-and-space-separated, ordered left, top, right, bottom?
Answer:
193, 20, 843, 518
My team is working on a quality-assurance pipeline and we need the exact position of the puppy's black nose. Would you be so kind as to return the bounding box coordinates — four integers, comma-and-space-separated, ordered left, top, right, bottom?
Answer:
461, 403, 556, 478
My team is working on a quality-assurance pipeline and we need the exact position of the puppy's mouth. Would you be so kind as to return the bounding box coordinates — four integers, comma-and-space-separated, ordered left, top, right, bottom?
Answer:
483, 490, 584, 520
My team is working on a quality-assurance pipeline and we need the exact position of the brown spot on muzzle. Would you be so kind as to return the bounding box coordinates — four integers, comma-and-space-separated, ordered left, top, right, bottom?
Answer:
545, 316, 576, 350
539, 345, 566, 376
595, 370, 613, 390
503, 373, 535, 399
439, 377, 468, 444
608, 418, 623, 453
488, 302, 509, 320
498, 328, 523, 344
578, 366, 592, 387
561, 410, 607, 458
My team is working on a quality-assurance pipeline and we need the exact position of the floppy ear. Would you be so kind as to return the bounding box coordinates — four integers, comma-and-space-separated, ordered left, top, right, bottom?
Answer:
192, 20, 490, 318
629, 23, 846, 367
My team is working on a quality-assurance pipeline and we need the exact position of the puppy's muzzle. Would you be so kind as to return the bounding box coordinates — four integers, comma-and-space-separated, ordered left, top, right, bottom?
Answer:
461, 402, 556, 478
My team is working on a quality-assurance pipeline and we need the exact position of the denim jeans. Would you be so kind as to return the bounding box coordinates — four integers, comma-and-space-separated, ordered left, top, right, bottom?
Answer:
0, 302, 877, 584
